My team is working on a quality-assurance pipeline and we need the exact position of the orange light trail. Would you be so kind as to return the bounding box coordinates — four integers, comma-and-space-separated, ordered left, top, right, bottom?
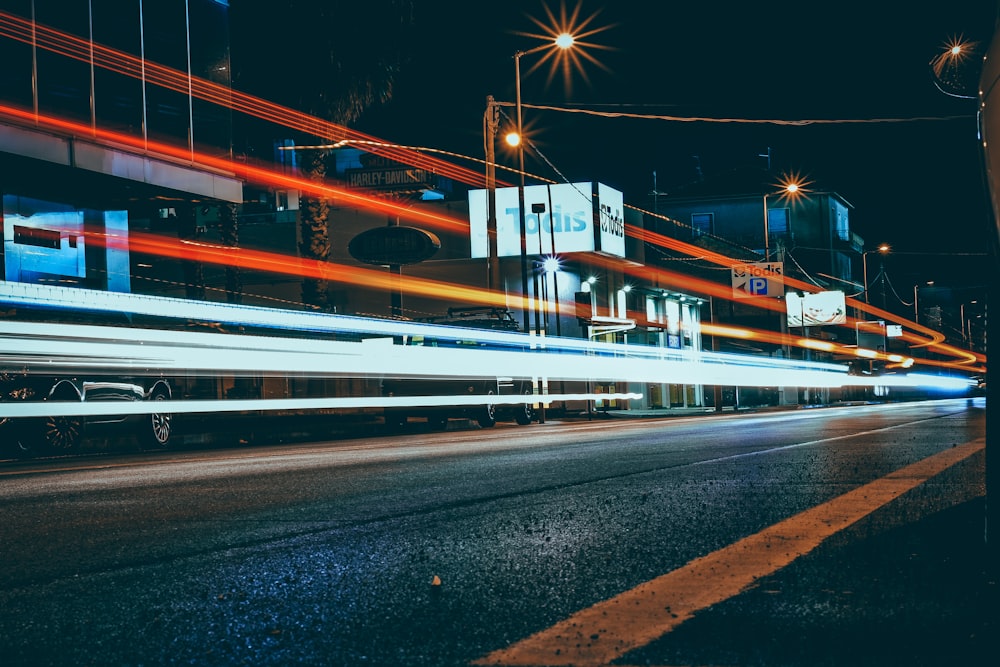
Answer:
626, 222, 984, 366
2, 101, 982, 373
112, 230, 523, 314
0, 11, 983, 373
587, 241, 984, 372
0, 9, 498, 189
0, 102, 471, 237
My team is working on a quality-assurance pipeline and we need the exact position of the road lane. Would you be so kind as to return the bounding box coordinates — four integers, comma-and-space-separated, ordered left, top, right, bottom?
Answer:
474, 438, 985, 666
0, 399, 986, 666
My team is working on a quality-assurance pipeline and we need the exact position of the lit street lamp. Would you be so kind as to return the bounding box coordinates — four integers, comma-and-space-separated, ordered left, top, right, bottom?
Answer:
511, 32, 575, 331
862, 243, 890, 305
762, 177, 803, 260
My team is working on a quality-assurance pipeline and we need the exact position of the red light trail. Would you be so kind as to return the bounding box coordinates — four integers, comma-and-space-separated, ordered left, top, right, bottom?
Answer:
0, 11, 984, 373
0, 9, 496, 189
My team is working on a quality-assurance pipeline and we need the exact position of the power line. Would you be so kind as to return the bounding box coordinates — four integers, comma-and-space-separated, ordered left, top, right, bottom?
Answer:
496, 102, 974, 126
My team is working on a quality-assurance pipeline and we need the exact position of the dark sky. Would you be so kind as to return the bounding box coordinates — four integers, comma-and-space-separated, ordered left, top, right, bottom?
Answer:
353, 1, 998, 287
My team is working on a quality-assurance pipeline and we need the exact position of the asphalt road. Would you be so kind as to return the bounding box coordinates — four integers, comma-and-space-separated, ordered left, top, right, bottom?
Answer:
0, 398, 992, 666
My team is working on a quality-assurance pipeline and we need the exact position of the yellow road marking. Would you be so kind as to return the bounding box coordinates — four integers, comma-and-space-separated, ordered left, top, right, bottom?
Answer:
475, 439, 985, 667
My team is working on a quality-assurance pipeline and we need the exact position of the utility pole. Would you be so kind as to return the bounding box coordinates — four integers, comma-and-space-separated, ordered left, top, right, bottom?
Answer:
484, 96, 500, 293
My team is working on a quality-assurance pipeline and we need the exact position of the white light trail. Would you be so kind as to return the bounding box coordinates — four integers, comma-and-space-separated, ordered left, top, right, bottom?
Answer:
0, 282, 976, 421
0, 392, 644, 419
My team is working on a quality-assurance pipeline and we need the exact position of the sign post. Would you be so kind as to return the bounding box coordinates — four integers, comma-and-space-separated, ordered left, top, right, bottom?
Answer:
731, 262, 784, 299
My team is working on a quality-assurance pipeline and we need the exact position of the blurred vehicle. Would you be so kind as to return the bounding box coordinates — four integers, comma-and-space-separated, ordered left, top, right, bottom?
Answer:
1, 370, 172, 456
381, 307, 537, 429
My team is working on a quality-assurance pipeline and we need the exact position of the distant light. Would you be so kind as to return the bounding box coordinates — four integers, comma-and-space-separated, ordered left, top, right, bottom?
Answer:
586, 276, 597, 284
878, 243, 890, 253
622, 284, 632, 293
785, 183, 799, 194
542, 256, 560, 273
555, 33, 575, 49
505, 132, 521, 147
703, 324, 756, 339
800, 339, 836, 352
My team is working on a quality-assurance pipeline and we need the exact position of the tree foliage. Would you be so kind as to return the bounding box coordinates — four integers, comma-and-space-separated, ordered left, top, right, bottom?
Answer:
231, 0, 415, 132
230, 0, 415, 310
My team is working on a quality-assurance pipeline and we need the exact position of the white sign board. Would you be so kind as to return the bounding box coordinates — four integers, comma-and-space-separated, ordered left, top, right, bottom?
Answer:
469, 182, 625, 258
731, 262, 784, 298
597, 182, 626, 258
786, 290, 847, 326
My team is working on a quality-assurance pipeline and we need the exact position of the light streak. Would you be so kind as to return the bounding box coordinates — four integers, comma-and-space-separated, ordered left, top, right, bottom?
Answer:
0, 11, 983, 372
0, 288, 977, 420
0, 10, 493, 188
0, 102, 472, 237
798, 339, 836, 352
1, 100, 982, 373
0, 394, 646, 420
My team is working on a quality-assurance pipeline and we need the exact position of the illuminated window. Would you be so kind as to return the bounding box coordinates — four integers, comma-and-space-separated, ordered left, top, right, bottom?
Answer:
832, 200, 850, 241
767, 207, 789, 235
691, 212, 713, 237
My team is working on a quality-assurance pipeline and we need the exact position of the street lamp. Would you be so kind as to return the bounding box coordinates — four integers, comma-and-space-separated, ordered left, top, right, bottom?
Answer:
862, 243, 890, 305
961, 300, 976, 342
512, 32, 575, 332
762, 178, 802, 260
913, 280, 934, 324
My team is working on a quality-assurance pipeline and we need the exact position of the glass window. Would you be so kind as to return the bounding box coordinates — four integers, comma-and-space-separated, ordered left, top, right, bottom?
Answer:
142, 1, 191, 147
691, 212, 713, 237
0, 1, 34, 110
92, 0, 144, 139
35, 0, 92, 124
189, 0, 233, 158
665, 299, 680, 335
767, 207, 789, 235
832, 200, 850, 241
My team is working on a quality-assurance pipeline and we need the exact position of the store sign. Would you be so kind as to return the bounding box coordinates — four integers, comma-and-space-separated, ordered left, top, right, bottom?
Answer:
346, 167, 436, 191
597, 182, 626, 258
468, 182, 625, 258
348, 226, 440, 265
731, 262, 784, 298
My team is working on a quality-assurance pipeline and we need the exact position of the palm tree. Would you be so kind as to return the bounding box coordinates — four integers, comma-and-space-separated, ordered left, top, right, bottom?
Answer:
230, 0, 415, 310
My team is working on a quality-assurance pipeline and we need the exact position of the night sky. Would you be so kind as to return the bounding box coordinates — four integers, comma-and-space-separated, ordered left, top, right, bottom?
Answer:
352, 1, 999, 290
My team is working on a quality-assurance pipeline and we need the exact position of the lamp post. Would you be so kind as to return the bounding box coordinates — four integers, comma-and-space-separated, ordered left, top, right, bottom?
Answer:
862, 243, 890, 305
762, 180, 800, 260
511, 32, 575, 332
913, 280, 934, 324
484, 96, 501, 293
507, 33, 575, 423
961, 300, 977, 343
